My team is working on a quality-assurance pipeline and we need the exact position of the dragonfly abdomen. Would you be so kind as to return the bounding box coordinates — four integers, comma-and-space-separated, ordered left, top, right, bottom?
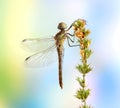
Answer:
57, 46, 63, 89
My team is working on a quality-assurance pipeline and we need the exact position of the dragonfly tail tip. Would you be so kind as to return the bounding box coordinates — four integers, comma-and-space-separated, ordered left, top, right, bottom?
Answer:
60, 85, 63, 89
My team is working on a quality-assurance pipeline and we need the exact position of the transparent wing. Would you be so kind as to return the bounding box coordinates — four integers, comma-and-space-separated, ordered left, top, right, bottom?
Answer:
25, 45, 58, 67
22, 37, 55, 52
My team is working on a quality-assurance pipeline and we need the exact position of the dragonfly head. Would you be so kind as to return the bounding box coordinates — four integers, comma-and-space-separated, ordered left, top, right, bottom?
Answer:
58, 22, 67, 30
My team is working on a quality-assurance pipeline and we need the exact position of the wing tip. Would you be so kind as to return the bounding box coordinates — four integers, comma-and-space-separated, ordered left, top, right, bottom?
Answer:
25, 56, 31, 61
22, 39, 27, 42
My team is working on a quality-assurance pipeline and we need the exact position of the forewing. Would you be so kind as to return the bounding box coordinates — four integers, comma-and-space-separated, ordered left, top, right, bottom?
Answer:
22, 37, 55, 52
25, 45, 58, 67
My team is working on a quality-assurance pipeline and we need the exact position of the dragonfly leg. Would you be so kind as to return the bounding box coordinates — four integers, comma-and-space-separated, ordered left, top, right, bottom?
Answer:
66, 33, 75, 43
66, 24, 73, 31
66, 20, 76, 31
66, 36, 80, 47
66, 33, 74, 37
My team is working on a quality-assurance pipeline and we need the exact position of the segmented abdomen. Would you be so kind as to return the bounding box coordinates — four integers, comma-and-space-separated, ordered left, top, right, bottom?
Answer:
57, 46, 63, 89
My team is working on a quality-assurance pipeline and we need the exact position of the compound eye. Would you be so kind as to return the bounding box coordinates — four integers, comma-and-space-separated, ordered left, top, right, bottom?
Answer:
58, 22, 67, 30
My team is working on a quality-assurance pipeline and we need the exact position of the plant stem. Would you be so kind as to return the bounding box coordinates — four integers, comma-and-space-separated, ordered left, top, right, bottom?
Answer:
83, 74, 86, 106
73, 19, 92, 108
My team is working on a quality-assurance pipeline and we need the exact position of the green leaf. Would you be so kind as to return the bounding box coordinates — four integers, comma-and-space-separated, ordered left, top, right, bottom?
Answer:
75, 88, 90, 100
82, 38, 91, 48
76, 77, 85, 88
84, 89, 90, 99
80, 104, 92, 108
73, 19, 86, 28
76, 64, 92, 74
84, 29, 91, 37
75, 88, 84, 100
85, 49, 93, 59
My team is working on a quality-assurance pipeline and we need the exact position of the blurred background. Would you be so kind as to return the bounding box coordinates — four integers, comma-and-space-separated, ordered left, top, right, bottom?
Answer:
0, 0, 120, 108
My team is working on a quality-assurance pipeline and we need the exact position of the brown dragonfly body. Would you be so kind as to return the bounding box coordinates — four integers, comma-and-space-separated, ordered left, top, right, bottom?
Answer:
54, 23, 67, 89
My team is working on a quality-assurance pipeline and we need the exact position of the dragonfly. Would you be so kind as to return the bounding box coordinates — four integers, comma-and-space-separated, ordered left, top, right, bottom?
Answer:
22, 22, 79, 89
